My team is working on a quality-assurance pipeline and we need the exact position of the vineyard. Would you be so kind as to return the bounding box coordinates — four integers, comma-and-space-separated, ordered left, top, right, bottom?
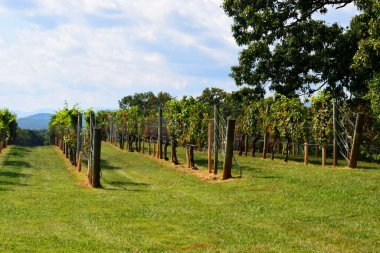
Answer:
1, 0, 380, 251
47, 90, 379, 187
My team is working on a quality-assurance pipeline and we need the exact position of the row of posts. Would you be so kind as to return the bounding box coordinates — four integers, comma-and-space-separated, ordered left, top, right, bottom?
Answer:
125, 106, 237, 180
208, 105, 236, 180
223, 100, 365, 168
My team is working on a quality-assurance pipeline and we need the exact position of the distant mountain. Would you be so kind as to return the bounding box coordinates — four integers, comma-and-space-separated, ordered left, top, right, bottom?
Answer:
15, 108, 55, 118
17, 113, 52, 130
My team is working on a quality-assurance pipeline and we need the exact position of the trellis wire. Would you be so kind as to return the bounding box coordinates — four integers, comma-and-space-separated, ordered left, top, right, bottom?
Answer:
334, 102, 355, 162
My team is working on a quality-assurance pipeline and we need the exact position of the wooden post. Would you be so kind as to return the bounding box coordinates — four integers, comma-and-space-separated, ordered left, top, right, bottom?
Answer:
208, 120, 213, 173
77, 151, 82, 172
262, 105, 269, 159
223, 119, 236, 180
213, 105, 219, 175
332, 99, 338, 167
88, 112, 95, 183
304, 142, 308, 165
76, 113, 82, 166
292, 143, 295, 156
158, 108, 163, 159
349, 113, 365, 169
322, 144, 327, 166
244, 135, 248, 157
186, 146, 190, 168
65, 143, 69, 158
92, 128, 102, 188
148, 138, 151, 155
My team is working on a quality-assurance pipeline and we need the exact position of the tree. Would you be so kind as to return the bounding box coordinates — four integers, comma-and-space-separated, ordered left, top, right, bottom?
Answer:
197, 87, 228, 107
223, 0, 366, 99
367, 74, 380, 120
118, 91, 172, 116
351, 1, 380, 118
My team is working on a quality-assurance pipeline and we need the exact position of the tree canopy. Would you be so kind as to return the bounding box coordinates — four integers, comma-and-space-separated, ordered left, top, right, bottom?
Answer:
223, 0, 379, 101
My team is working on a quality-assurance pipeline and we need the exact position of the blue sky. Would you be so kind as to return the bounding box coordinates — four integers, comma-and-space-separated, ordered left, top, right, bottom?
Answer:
0, 0, 359, 114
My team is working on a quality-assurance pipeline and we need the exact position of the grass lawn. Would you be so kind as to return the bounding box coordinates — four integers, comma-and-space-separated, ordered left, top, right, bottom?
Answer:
0, 143, 379, 252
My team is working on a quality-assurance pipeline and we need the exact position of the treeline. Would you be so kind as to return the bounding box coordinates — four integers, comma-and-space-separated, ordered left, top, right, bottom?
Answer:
15, 129, 50, 146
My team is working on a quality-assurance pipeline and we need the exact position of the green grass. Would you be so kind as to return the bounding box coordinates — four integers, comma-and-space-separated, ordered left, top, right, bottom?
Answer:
0, 144, 379, 252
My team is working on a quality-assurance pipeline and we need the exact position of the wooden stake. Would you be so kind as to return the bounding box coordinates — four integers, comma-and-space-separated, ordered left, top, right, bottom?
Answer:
77, 151, 82, 172
222, 119, 236, 180
333, 99, 338, 167
208, 120, 213, 173
349, 113, 365, 169
76, 113, 82, 166
92, 128, 102, 188
322, 144, 326, 166
304, 142, 308, 165
244, 135, 248, 157
158, 108, 163, 159
186, 146, 190, 168
213, 105, 219, 175
262, 105, 269, 159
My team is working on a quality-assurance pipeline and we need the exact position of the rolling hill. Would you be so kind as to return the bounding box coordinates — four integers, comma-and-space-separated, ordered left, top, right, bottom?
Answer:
17, 113, 52, 130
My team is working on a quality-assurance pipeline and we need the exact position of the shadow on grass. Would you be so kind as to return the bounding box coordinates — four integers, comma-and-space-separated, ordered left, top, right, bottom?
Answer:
5, 146, 32, 158
0, 171, 30, 178
102, 179, 150, 191
100, 159, 123, 171
0, 181, 29, 187
2, 160, 31, 168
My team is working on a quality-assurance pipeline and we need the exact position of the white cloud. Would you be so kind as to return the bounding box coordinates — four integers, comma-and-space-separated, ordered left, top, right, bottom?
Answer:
0, 0, 358, 113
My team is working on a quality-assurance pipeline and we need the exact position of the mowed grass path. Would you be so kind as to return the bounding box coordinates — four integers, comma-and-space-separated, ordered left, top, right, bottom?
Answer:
0, 144, 379, 252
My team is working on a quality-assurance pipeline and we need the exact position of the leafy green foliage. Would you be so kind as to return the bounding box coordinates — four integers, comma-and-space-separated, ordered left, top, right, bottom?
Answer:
118, 91, 172, 115
311, 91, 333, 145
272, 95, 309, 142
49, 104, 81, 149
222, 0, 380, 103
16, 128, 49, 146
0, 108, 17, 143
223, 0, 361, 97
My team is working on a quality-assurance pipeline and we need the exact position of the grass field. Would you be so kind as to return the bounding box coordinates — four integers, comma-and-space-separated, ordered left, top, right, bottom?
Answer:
0, 143, 379, 252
